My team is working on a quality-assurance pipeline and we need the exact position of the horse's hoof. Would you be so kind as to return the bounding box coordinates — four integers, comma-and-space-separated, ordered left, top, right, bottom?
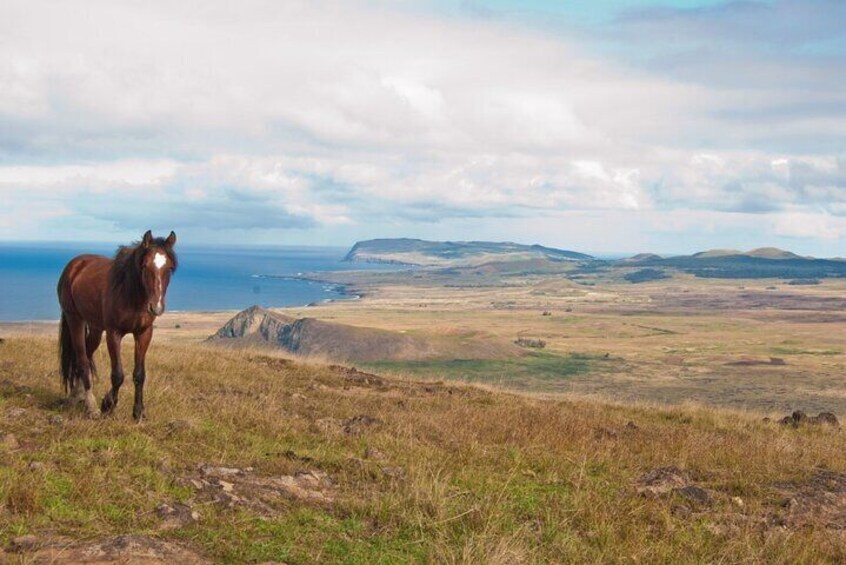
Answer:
100, 397, 115, 415
85, 410, 101, 420
84, 392, 99, 417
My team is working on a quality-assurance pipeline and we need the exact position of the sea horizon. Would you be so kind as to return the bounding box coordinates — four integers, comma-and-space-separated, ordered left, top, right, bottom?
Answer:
0, 242, 397, 322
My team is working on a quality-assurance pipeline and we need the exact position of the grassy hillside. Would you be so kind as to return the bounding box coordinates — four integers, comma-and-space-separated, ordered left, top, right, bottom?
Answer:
2, 337, 846, 563
344, 239, 592, 267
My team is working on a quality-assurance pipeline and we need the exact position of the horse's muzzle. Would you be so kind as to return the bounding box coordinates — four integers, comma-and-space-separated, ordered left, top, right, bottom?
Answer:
149, 304, 165, 316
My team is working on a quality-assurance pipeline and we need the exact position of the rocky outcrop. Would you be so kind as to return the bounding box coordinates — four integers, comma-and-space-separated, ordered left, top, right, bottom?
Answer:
771, 410, 839, 428
179, 464, 335, 515
209, 306, 434, 362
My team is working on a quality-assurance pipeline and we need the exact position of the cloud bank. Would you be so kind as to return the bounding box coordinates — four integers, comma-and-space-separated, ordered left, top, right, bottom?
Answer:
0, 0, 843, 253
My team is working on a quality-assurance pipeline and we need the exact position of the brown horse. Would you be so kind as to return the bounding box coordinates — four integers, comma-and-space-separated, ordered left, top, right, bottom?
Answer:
57, 230, 177, 420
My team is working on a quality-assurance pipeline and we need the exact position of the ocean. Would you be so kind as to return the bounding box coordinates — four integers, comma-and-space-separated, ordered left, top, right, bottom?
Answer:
0, 242, 395, 321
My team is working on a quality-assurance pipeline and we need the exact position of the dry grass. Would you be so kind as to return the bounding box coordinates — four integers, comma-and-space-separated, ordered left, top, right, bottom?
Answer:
270, 274, 846, 414
1, 336, 846, 563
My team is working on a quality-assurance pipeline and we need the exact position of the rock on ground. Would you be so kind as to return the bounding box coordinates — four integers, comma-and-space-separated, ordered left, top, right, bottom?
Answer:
775, 469, 846, 529
180, 464, 335, 516
155, 502, 200, 530
636, 467, 690, 497
776, 410, 839, 427
635, 467, 712, 505
5, 534, 208, 564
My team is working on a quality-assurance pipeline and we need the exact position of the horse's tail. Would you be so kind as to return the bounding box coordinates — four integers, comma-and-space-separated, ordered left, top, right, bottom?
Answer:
59, 312, 75, 394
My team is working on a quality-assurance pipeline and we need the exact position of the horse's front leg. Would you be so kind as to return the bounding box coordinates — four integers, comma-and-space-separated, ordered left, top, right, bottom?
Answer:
132, 326, 153, 422
101, 330, 124, 415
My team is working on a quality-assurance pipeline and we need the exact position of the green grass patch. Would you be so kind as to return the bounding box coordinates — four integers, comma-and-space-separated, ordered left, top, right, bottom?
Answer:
770, 346, 842, 356
179, 508, 424, 564
364, 352, 619, 390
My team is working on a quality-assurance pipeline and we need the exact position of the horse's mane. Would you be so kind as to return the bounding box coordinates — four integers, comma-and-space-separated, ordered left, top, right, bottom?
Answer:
109, 237, 178, 308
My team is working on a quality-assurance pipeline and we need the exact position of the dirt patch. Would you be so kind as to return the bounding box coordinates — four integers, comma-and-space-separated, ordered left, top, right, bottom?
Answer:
635, 467, 712, 506
0, 379, 34, 397
636, 467, 690, 497
636, 466, 846, 533
179, 464, 334, 516
330, 365, 388, 388
155, 502, 200, 530
773, 469, 846, 529
314, 414, 382, 436
726, 357, 786, 366
5, 534, 208, 564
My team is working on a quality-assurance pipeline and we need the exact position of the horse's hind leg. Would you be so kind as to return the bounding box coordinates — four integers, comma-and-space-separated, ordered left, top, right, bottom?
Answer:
101, 330, 124, 415
85, 327, 103, 382
67, 315, 99, 418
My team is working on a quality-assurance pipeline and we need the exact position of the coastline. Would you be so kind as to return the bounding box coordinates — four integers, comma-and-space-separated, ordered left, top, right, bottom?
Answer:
1, 272, 364, 327
0, 244, 366, 323
252, 273, 366, 304
0, 275, 364, 339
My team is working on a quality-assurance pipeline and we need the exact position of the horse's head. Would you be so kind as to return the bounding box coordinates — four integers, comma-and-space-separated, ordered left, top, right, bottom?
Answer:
139, 230, 177, 316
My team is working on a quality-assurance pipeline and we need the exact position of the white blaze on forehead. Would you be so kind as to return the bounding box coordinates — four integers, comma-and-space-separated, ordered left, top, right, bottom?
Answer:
153, 252, 167, 269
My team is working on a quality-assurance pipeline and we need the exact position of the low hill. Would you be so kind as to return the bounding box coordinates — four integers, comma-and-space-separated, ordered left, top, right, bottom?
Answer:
344, 238, 593, 266
626, 248, 846, 279
208, 305, 513, 362
691, 249, 744, 259
692, 247, 802, 260
746, 247, 804, 260
621, 253, 663, 263
2, 337, 846, 562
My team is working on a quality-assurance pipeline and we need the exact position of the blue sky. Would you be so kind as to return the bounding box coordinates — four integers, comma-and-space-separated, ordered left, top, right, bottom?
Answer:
0, 0, 844, 255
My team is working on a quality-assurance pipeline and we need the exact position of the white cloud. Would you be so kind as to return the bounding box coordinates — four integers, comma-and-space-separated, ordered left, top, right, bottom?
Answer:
0, 160, 178, 188
771, 212, 846, 240
0, 0, 843, 250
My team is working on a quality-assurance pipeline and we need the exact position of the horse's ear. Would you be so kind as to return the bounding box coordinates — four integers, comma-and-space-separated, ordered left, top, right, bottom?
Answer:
142, 230, 153, 247
166, 231, 177, 247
